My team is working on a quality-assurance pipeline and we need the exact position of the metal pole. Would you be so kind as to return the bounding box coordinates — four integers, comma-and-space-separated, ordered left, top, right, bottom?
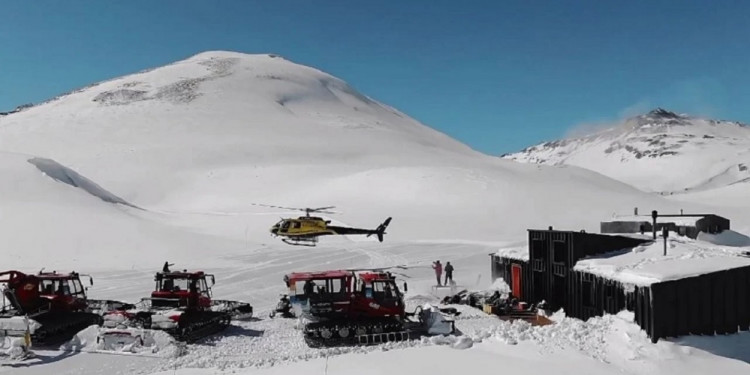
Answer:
652, 210, 658, 239
662, 227, 669, 256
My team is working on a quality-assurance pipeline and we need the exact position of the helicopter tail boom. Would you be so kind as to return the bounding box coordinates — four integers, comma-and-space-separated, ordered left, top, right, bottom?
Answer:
324, 217, 392, 242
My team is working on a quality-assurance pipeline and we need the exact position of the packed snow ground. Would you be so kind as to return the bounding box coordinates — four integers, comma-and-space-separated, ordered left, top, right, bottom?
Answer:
1, 52, 748, 373
6, 242, 749, 375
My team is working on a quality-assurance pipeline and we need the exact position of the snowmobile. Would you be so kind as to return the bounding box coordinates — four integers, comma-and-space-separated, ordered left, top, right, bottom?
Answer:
97, 269, 252, 352
268, 294, 294, 318
0, 270, 130, 346
284, 269, 456, 347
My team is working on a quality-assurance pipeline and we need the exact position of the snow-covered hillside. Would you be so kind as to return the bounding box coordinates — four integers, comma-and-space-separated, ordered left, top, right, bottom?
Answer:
0, 52, 705, 243
1, 52, 748, 374
502, 108, 750, 194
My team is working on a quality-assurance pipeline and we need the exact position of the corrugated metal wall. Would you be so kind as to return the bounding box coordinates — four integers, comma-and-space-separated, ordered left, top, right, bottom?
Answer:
650, 265, 750, 342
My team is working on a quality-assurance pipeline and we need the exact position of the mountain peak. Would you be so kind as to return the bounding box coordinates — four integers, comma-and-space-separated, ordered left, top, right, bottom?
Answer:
185, 50, 286, 62
503, 109, 750, 194
624, 107, 692, 129
645, 108, 682, 119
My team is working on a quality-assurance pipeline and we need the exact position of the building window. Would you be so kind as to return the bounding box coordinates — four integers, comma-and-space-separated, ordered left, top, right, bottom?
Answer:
553, 241, 566, 264
532, 240, 546, 260
532, 259, 545, 272
552, 263, 566, 277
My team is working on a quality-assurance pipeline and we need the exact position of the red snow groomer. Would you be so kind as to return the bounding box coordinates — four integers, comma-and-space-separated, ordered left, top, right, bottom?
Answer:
0, 270, 131, 346
99, 269, 253, 346
284, 269, 456, 347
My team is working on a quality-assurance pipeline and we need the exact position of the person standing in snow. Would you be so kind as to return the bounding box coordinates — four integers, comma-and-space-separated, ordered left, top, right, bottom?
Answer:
432, 260, 443, 286
444, 262, 454, 285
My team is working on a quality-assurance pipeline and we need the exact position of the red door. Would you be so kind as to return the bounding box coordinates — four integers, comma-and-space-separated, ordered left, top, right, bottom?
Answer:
511, 265, 522, 299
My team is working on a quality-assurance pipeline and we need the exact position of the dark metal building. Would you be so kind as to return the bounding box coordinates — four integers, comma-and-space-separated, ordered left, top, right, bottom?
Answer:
600, 213, 730, 239
491, 228, 750, 343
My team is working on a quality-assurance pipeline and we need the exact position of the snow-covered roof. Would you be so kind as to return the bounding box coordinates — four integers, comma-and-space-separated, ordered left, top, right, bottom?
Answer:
606, 215, 706, 226
574, 237, 750, 286
494, 245, 529, 261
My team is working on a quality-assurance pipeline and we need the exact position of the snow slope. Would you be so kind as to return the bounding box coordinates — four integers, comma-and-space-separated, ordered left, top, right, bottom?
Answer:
502, 108, 750, 194
0, 151, 245, 273
0, 52, 710, 243
0, 52, 747, 374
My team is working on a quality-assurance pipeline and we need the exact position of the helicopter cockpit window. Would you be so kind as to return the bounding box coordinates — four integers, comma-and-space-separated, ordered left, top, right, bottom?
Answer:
281, 221, 291, 230
293, 222, 301, 229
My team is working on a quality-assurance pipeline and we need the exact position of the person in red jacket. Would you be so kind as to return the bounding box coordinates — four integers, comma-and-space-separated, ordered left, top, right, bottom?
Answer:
432, 260, 443, 286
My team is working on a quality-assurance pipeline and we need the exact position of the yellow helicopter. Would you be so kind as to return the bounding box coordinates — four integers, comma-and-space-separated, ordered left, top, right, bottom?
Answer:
252, 204, 392, 247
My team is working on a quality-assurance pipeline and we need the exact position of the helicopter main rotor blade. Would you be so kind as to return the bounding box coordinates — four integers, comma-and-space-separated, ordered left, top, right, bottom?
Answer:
310, 206, 336, 211
251, 203, 338, 214
251, 203, 307, 211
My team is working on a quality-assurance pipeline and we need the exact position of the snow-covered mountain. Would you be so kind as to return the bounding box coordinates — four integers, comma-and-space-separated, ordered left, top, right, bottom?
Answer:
502, 108, 750, 194
0, 51, 703, 246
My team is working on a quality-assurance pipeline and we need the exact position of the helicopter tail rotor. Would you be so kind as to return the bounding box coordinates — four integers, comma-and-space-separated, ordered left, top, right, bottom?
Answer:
368, 217, 392, 242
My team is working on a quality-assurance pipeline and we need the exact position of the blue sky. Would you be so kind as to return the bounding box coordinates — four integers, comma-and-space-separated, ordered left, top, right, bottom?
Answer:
1, 1, 748, 154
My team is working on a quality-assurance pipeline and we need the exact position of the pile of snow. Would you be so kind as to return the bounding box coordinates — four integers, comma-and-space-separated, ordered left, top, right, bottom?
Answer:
149, 309, 750, 375
488, 277, 510, 292
0, 336, 30, 361
574, 236, 750, 286
61, 325, 185, 358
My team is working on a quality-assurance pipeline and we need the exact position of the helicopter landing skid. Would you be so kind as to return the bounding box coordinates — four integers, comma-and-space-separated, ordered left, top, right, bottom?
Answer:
282, 238, 318, 247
